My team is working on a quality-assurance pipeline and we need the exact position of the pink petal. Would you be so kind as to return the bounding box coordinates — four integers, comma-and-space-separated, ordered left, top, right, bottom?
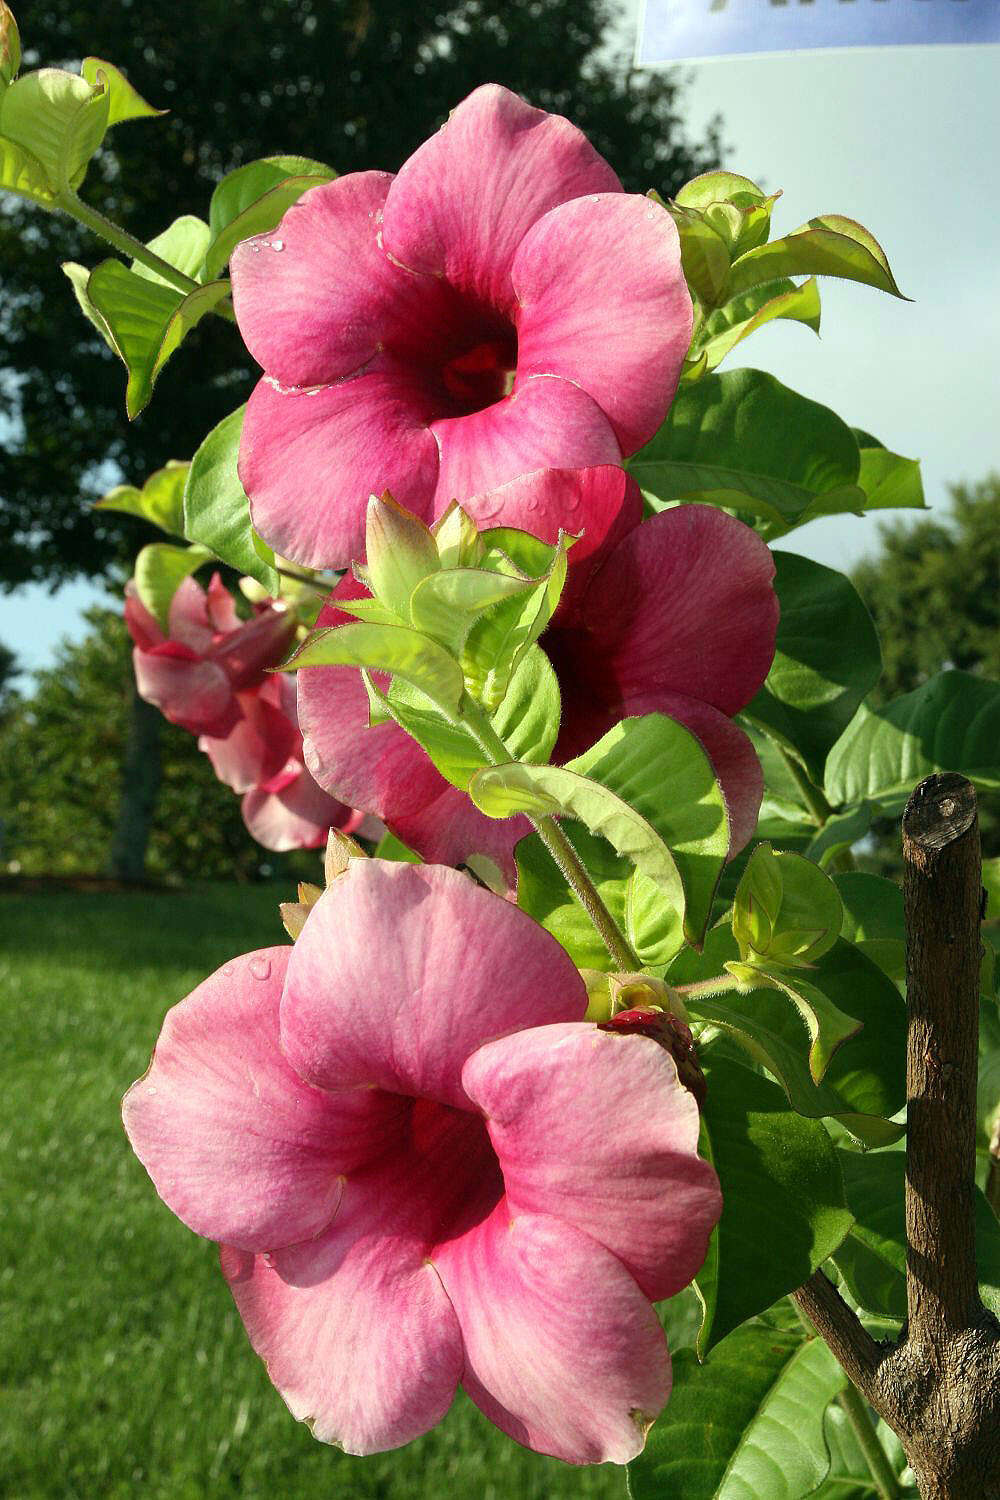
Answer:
432, 1202, 670, 1464
205, 572, 241, 634
132, 647, 236, 736
209, 605, 296, 689
240, 358, 440, 570
430, 375, 620, 511
242, 763, 362, 851
463, 1023, 721, 1300
231, 173, 465, 388
381, 84, 621, 316
279, 861, 587, 1106
220, 1102, 499, 1452
578, 505, 779, 717
296, 650, 527, 884
167, 576, 215, 653
199, 689, 298, 793
463, 465, 643, 613
123, 584, 163, 650
512, 193, 692, 454
122, 947, 410, 1253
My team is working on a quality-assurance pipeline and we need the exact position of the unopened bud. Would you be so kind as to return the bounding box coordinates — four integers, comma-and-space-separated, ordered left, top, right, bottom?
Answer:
598, 1007, 707, 1108
0, 3, 21, 90
365, 491, 439, 618
279, 881, 323, 940
324, 828, 366, 884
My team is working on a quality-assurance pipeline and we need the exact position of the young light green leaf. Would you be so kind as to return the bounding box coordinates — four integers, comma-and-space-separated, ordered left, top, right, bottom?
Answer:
461, 533, 571, 710
364, 493, 439, 620
0, 133, 51, 203
629, 369, 863, 530
742, 965, 864, 1086
285, 621, 466, 716
727, 215, 905, 300
372, 830, 421, 864
410, 567, 535, 654
628, 1316, 847, 1500
203, 155, 336, 279
470, 712, 728, 946
0, 67, 109, 192
87, 259, 230, 418
95, 460, 189, 538
825, 670, 1000, 809
694, 1058, 853, 1353
743, 554, 882, 783
667, 200, 731, 307
135, 214, 211, 285
732, 845, 845, 970
183, 405, 279, 591
0, 2, 21, 90
698, 278, 821, 371
80, 58, 164, 127
61, 260, 114, 340
133, 542, 213, 631
675, 169, 768, 212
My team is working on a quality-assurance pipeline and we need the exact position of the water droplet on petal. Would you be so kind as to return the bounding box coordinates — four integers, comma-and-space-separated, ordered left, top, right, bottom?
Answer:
249, 955, 272, 982
271, 239, 284, 252
146, 1085, 157, 1096
222, 962, 236, 976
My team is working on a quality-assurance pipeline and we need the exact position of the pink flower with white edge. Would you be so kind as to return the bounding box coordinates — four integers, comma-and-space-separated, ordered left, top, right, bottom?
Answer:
298, 468, 779, 883
230, 84, 692, 570
123, 860, 721, 1462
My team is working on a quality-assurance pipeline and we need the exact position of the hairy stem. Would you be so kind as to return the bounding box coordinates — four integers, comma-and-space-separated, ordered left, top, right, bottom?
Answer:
837, 1383, 903, 1500
778, 744, 834, 827
674, 975, 739, 999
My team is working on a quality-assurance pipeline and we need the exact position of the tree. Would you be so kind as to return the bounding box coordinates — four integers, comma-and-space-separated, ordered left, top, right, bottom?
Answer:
0, 0, 721, 588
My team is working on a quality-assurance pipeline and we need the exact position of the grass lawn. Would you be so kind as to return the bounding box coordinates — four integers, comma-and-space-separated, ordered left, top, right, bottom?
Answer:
0, 885, 624, 1500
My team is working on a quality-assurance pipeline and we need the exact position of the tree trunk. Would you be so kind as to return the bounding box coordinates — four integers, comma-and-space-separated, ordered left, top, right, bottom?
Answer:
107, 689, 162, 881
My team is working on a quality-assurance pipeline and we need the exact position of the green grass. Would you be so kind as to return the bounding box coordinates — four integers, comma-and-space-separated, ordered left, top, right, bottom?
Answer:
0, 886, 623, 1500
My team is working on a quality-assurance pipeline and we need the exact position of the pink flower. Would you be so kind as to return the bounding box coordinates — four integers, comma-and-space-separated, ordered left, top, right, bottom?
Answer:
125, 575, 361, 852
230, 85, 692, 570
298, 468, 779, 882
123, 860, 721, 1462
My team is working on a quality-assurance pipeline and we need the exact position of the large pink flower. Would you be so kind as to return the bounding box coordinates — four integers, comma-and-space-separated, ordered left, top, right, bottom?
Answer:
298, 469, 779, 882
123, 860, 720, 1462
125, 576, 361, 851
230, 85, 692, 569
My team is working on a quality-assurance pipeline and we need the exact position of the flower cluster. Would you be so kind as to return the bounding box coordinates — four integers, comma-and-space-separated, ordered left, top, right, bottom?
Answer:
125, 574, 362, 850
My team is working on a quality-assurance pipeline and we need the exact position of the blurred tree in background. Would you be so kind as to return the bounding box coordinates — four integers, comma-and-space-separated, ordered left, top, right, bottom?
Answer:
852, 473, 1000, 871
0, 0, 721, 588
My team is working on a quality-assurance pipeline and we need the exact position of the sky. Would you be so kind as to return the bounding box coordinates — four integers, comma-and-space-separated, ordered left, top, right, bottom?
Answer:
1, 15, 997, 677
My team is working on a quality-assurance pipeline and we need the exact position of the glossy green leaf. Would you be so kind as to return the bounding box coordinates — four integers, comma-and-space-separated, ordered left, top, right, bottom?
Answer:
698, 278, 821, 371
733, 845, 844, 970
136, 214, 211, 285
855, 444, 926, 514
825, 670, 1000, 810
813, 1402, 914, 1500
0, 132, 51, 202
628, 1316, 846, 1500
0, 67, 108, 191
673, 927, 906, 1147
629, 369, 863, 529
743, 554, 882, 783
365, 494, 439, 621
728, 215, 905, 300
805, 803, 873, 871
626, 869, 685, 970
203, 154, 335, 279
80, 57, 164, 127
830, 1150, 1000, 1322
0, 3, 21, 90
183, 405, 278, 591
133, 542, 213, 631
95, 460, 189, 538
460, 534, 570, 710
87, 259, 230, 417
470, 713, 728, 946
834, 872, 905, 984
286, 620, 465, 716
695, 1059, 853, 1352
61, 260, 113, 338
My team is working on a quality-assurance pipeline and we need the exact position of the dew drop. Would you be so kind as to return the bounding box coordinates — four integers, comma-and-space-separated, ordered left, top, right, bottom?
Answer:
250, 244, 261, 254
249, 955, 272, 982
271, 239, 284, 252
222, 962, 236, 976
146, 1086, 157, 1097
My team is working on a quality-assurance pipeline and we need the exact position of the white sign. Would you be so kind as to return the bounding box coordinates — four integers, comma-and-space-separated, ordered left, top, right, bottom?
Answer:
636, 0, 1000, 65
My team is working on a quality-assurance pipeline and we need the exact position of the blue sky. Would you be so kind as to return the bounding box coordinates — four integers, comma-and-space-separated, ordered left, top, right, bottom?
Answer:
2, 21, 997, 676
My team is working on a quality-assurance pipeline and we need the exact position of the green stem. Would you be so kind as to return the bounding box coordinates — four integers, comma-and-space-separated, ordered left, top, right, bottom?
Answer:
459, 695, 641, 971
56, 192, 236, 320
778, 745, 834, 828
674, 975, 739, 1000
836, 1383, 903, 1500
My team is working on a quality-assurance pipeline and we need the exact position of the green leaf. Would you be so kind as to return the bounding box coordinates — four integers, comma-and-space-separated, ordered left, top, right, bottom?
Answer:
365, 493, 440, 621
203, 154, 335, 279
830, 1150, 1000, 1322
515, 821, 632, 971
698, 278, 821, 371
825, 670, 1000, 810
470, 713, 729, 946
805, 804, 874, 871
743, 554, 882, 783
626, 869, 685, 970
0, 67, 109, 192
855, 445, 926, 514
86, 258, 230, 418
978, 995, 1000, 1164
673, 927, 906, 1147
383, 644, 560, 791
95, 461, 189, 538
133, 542, 213, 631
628, 1316, 846, 1500
0, 132, 51, 203
410, 568, 534, 653
834, 872, 905, 984
732, 845, 844, 970
286, 621, 466, 717
61, 260, 113, 338
746, 965, 863, 1086
372, 831, 421, 864
695, 1059, 853, 1352
629, 369, 863, 530
0, 3, 21, 91
728, 215, 905, 300
668, 201, 731, 307
460, 534, 570, 710
80, 58, 164, 127
183, 405, 278, 591
814, 1403, 914, 1500
136, 214, 211, 285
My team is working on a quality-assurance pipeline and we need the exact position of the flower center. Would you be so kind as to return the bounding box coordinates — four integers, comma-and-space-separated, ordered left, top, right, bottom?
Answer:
439, 331, 518, 417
